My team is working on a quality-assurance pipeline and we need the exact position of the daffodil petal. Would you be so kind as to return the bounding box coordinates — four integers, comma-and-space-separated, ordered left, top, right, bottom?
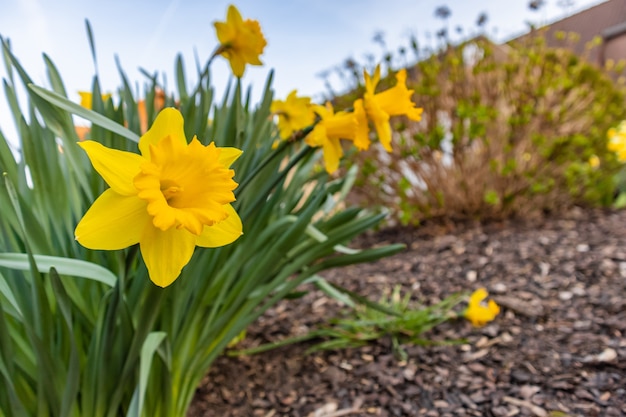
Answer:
79, 91, 93, 109
228, 55, 246, 78
322, 138, 343, 174
469, 288, 487, 305
196, 204, 243, 248
78, 141, 143, 195
75, 189, 149, 250
139, 108, 187, 158
353, 99, 371, 151
373, 118, 393, 152
218, 146, 243, 167
140, 226, 197, 287
227, 4, 243, 25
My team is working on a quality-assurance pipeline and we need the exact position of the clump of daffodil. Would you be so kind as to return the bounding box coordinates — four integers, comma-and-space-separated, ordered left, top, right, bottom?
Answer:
270, 90, 316, 140
357, 66, 423, 152
78, 91, 112, 110
607, 121, 626, 162
75, 108, 243, 287
306, 103, 358, 174
213, 4, 267, 77
464, 288, 500, 327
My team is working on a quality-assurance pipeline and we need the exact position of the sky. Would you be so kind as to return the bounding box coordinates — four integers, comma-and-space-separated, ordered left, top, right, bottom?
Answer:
0, 0, 605, 144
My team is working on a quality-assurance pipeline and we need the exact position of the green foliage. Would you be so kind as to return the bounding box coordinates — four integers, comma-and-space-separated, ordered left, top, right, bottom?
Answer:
230, 284, 465, 362
347, 34, 626, 224
0, 31, 404, 417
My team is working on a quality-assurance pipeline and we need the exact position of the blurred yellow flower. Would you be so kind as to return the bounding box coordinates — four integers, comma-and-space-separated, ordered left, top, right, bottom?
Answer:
270, 90, 316, 139
306, 103, 357, 174
214, 4, 267, 77
608, 121, 626, 162
78, 91, 112, 110
360, 66, 423, 151
464, 288, 500, 327
75, 108, 243, 287
588, 154, 600, 168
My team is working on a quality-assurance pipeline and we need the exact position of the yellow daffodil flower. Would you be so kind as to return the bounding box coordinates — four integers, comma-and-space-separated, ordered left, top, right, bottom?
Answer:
75, 108, 243, 287
588, 155, 600, 168
608, 121, 626, 162
270, 90, 316, 139
360, 66, 423, 151
464, 288, 500, 327
78, 91, 112, 110
306, 103, 357, 174
214, 4, 267, 77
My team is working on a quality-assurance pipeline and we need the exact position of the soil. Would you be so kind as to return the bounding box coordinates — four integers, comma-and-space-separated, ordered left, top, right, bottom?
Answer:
188, 208, 626, 417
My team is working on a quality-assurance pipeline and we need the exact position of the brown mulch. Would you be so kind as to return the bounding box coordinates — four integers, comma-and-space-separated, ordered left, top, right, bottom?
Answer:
189, 208, 626, 417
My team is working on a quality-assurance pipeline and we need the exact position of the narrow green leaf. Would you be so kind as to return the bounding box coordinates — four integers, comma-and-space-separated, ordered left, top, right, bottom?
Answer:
311, 275, 355, 307
0, 253, 117, 286
43, 53, 68, 97
0, 271, 22, 318
326, 279, 405, 317
49, 268, 80, 417
85, 19, 98, 73
175, 54, 188, 101
137, 332, 167, 416
28, 84, 140, 143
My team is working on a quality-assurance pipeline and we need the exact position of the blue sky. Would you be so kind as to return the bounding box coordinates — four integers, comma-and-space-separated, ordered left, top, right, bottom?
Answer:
0, 0, 604, 143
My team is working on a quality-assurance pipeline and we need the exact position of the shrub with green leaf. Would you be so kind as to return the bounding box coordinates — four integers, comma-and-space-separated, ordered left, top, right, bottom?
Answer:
347, 34, 626, 224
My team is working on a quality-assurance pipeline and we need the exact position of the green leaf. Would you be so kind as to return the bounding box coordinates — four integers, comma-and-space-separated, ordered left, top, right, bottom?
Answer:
28, 84, 140, 143
0, 253, 117, 286
49, 268, 80, 417
133, 332, 168, 417
311, 275, 355, 307
85, 19, 98, 73
0, 271, 23, 318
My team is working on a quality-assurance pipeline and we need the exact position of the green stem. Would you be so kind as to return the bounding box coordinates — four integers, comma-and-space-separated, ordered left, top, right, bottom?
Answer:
240, 144, 316, 220
237, 125, 314, 194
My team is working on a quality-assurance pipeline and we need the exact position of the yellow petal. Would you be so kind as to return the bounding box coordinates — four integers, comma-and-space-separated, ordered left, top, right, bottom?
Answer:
373, 117, 393, 152
139, 108, 187, 158
228, 54, 246, 78
469, 288, 488, 306
487, 299, 500, 316
353, 99, 371, 151
196, 204, 243, 248
218, 146, 243, 167
75, 190, 149, 250
78, 141, 143, 195
214, 21, 233, 44
226, 4, 244, 26
79, 91, 93, 109
140, 226, 197, 287
322, 138, 343, 174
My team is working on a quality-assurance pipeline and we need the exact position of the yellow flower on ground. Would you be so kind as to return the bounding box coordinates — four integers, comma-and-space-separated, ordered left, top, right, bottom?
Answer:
306, 103, 357, 174
78, 91, 112, 110
588, 154, 600, 169
608, 121, 626, 162
270, 90, 316, 139
75, 108, 243, 287
214, 4, 267, 77
464, 288, 500, 327
360, 66, 423, 151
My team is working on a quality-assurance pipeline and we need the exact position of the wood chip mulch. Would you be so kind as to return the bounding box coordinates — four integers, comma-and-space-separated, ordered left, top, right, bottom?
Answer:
189, 208, 626, 417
